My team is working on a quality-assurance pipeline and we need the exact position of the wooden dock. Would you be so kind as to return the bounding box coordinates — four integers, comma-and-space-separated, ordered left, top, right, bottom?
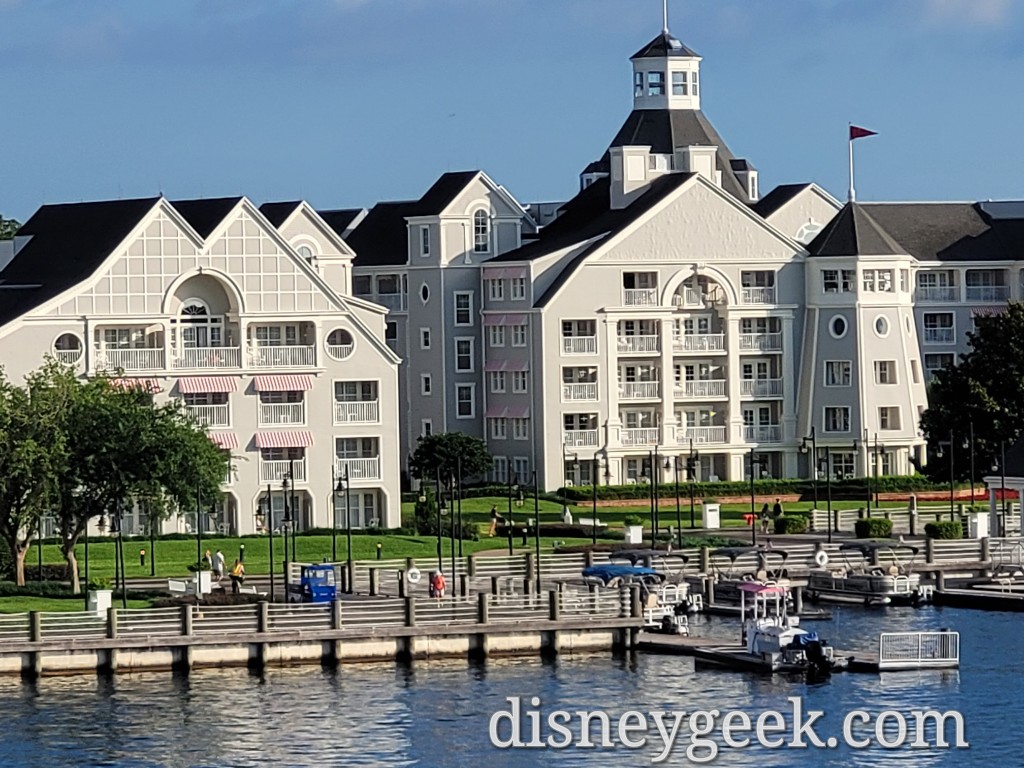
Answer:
935, 587, 1024, 611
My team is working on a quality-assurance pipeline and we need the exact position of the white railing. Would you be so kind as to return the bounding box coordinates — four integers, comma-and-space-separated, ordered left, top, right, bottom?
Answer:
676, 380, 726, 399
55, 349, 83, 365
259, 459, 307, 483
249, 345, 316, 368
563, 430, 599, 448
743, 425, 782, 443
739, 333, 782, 352
374, 293, 407, 312
259, 402, 305, 426
673, 334, 725, 353
673, 288, 706, 307
95, 347, 165, 371
188, 404, 230, 428
326, 344, 354, 360
914, 286, 958, 302
617, 335, 660, 353
562, 383, 598, 401
742, 286, 776, 304
621, 428, 660, 446
173, 346, 241, 369
924, 327, 955, 344
623, 288, 658, 306
336, 457, 381, 481
677, 426, 728, 445
562, 336, 597, 355
334, 400, 380, 424
740, 378, 783, 397
878, 631, 959, 670
619, 381, 660, 399
965, 285, 1009, 302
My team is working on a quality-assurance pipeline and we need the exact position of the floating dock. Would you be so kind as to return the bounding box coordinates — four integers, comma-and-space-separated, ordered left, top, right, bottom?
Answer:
701, 604, 833, 621
934, 587, 1024, 611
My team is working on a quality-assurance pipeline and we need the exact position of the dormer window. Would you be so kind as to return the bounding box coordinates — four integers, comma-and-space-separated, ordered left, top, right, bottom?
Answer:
473, 210, 490, 253
691, 71, 699, 96
672, 71, 687, 96
419, 225, 430, 257
647, 71, 665, 97
634, 71, 644, 98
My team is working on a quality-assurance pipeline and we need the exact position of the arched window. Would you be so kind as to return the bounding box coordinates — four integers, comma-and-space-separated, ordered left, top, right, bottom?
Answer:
326, 328, 355, 359
178, 299, 223, 349
473, 210, 490, 253
297, 245, 314, 263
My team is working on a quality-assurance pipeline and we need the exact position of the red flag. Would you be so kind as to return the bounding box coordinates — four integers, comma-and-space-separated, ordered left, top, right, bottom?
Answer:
850, 125, 878, 140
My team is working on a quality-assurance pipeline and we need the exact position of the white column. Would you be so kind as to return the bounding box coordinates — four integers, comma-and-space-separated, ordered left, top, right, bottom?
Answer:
603, 317, 621, 448
659, 317, 676, 446
726, 314, 743, 445
780, 314, 797, 445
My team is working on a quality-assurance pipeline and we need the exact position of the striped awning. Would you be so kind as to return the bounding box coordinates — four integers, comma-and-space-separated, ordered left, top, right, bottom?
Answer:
506, 360, 530, 372
485, 406, 509, 418
504, 314, 528, 325
482, 314, 505, 327
208, 432, 239, 450
178, 376, 238, 394
484, 360, 507, 372
111, 378, 162, 392
253, 375, 314, 392
509, 406, 531, 419
255, 430, 314, 449
504, 267, 528, 279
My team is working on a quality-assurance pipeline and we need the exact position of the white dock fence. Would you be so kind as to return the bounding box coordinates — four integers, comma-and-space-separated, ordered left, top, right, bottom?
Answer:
878, 631, 960, 670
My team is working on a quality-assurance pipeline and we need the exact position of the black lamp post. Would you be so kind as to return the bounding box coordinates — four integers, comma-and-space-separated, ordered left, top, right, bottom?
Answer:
647, 447, 661, 545
146, 499, 156, 578
507, 473, 518, 556
1000, 441, 1007, 536
533, 470, 541, 589
195, 479, 202, 571
968, 421, 976, 508
282, 475, 291, 590
823, 451, 833, 544
747, 448, 768, 545
591, 452, 605, 547
456, 456, 464, 559
288, 458, 298, 562
666, 456, 681, 547
436, 468, 445, 572
869, 434, 886, 513
331, 464, 339, 563
263, 486, 275, 601
115, 505, 127, 609
800, 427, 818, 515
687, 439, 699, 530
935, 430, 956, 522
449, 471, 457, 582
343, 465, 352, 593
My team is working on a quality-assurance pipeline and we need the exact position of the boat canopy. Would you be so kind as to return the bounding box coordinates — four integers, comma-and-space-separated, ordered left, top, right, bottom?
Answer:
611, 549, 690, 565
710, 546, 789, 562
838, 540, 920, 556
737, 582, 788, 595
582, 564, 661, 584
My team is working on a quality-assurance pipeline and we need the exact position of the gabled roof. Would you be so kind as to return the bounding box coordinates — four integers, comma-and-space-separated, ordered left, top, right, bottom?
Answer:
342, 201, 419, 267
405, 171, 480, 216
0, 197, 160, 327
807, 202, 905, 257
258, 201, 302, 228
631, 32, 700, 59
752, 184, 812, 218
170, 197, 244, 238
319, 208, 366, 239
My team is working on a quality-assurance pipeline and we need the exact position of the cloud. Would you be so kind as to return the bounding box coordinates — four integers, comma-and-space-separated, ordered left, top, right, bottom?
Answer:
923, 0, 1012, 25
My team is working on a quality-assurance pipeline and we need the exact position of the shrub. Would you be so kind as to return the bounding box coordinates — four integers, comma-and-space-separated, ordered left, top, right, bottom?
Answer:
925, 521, 963, 539
854, 518, 893, 539
773, 516, 808, 535
623, 515, 644, 527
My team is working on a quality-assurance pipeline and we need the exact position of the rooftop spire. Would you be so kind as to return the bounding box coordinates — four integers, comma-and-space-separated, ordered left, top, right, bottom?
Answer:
662, 0, 669, 34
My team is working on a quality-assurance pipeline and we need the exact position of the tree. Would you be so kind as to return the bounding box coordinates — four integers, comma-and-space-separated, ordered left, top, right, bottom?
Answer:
920, 302, 1024, 480
409, 432, 492, 488
0, 215, 21, 240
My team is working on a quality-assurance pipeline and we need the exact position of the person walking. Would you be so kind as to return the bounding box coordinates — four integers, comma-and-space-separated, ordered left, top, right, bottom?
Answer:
212, 549, 226, 582
229, 558, 245, 594
488, 505, 500, 536
431, 571, 446, 602
773, 498, 784, 518
760, 503, 771, 534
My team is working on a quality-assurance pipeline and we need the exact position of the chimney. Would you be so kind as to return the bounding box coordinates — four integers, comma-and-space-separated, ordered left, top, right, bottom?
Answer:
609, 145, 670, 209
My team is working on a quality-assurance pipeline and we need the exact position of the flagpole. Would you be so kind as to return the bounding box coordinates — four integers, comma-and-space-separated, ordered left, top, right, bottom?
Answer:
848, 124, 856, 203
662, 0, 669, 33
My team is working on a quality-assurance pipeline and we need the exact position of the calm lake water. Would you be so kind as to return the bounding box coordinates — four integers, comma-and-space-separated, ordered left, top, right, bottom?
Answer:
0, 606, 1014, 767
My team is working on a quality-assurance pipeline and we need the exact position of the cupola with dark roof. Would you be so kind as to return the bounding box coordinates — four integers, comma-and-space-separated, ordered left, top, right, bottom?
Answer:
630, 24, 702, 113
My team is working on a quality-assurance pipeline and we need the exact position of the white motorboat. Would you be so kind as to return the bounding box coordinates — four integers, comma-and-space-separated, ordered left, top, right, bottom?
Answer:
738, 582, 835, 675
806, 541, 933, 606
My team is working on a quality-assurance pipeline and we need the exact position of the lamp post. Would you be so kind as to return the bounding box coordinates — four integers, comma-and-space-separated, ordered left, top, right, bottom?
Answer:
591, 452, 605, 547
264, 485, 275, 601
935, 430, 956, 521
666, 456, 681, 547
456, 456, 464, 559
1000, 440, 1007, 536
533, 470, 541, 590
449, 470, 457, 582
507, 473, 518, 556
436, 469, 446, 572
823, 451, 833, 544
331, 464, 339, 563
868, 434, 887, 512
968, 421, 976, 508
146, 499, 156, 578
337, 465, 352, 593
282, 475, 291, 591
800, 427, 819, 515
687, 439, 700, 530
288, 458, 298, 562
747, 448, 767, 545
195, 479, 202, 571
115, 505, 127, 609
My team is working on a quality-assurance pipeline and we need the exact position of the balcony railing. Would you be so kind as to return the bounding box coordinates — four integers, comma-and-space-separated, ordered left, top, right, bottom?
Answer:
562, 383, 598, 401
617, 335, 659, 354
739, 333, 782, 352
375, 293, 407, 312
676, 426, 728, 445
562, 336, 597, 355
260, 459, 307, 484
741, 286, 776, 304
965, 285, 1009, 302
259, 402, 305, 426
55, 349, 83, 366
740, 378, 783, 398
173, 347, 242, 370
673, 288, 706, 307
188, 404, 230, 428
623, 288, 658, 306
621, 428, 660, 447
743, 425, 782, 443
563, 430, 599, 448
249, 345, 316, 368
675, 380, 726, 399
326, 344, 354, 360
924, 328, 955, 344
94, 347, 165, 372
334, 400, 380, 424
673, 334, 725, 353
335, 457, 381, 481
914, 286, 958, 302
619, 381, 660, 400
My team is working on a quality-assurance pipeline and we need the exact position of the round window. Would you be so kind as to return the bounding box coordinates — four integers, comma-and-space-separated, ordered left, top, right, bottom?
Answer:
874, 316, 890, 338
326, 328, 355, 359
297, 245, 314, 262
420, 284, 430, 303
829, 316, 847, 339
53, 332, 84, 364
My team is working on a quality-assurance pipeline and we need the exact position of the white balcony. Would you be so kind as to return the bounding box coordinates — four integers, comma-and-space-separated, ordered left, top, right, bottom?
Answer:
673, 334, 725, 353
326, 344, 354, 360
673, 288, 706, 307
619, 381, 660, 400
334, 400, 380, 424
621, 428, 660, 447
173, 347, 242, 370
675, 380, 727, 399
562, 383, 598, 401
740, 378, 783, 398
676, 426, 728, 445
914, 286, 958, 302
924, 328, 955, 344
249, 345, 316, 368
260, 459, 307, 484
259, 402, 306, 426
562, 336, 597, 355
623, 288, 658, 306
563, 430, 599, 448
336, 457, 381, 482
742, 287, 776, 304
95, 347, 165, 372
188, 404, 230, 428
739, 333, 782, 352
55, 349, 83, 366
743, 425, 782, 443
965, 285, 1009, 302
617, 335, 660, 354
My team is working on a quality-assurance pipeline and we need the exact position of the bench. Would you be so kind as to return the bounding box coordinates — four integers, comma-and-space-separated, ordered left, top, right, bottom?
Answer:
578, 517, 608, 530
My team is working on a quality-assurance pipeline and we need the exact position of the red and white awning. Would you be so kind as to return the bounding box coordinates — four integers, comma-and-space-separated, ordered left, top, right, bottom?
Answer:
484, 360, 508, 372
208, 432, 239, 450
485, 406, 510, 418
504, 314, 528, 325
111, 378, 162, 392
178, 376, 238, 394
253, 375, 314, 392
482, 314, 505, 327
255, 431, 314, 449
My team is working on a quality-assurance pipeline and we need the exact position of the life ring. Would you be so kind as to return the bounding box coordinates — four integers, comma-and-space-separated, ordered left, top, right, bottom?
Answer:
407, 567, 421, 584
814, 551, 829, 568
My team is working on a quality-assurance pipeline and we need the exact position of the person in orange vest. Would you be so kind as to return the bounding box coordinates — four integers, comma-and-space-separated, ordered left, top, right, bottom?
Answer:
229, 559, 246, 594
431, 571, 446, 602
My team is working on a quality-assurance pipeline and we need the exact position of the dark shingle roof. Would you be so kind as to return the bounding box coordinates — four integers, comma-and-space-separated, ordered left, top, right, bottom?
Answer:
631, 32, 700, 59
170, 197, 243, 238
752, 184, 812, 218
342, 201, 419, 267
807, 203, 905, 257
405, 171, 480, 216
258, 201, 302, 228
861, 203, 1024, 262
319, 208, 366, 238
0, 197, 159, 327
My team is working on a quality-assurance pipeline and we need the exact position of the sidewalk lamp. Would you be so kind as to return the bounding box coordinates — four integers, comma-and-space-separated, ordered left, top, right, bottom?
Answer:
591, 451, 606, 547
747, 449, 769, 545
800, 427, 819, 514
282, 475, 291, 589
934, 430, 957, 521
507, 474, 519, 556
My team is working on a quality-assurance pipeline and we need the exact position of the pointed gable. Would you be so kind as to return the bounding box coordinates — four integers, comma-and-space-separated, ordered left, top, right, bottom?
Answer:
807, 203, 905, 257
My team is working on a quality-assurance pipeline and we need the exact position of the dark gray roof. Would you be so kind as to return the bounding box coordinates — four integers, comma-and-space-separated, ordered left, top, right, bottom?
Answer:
631, 32, 700, 59
0, 197, 160, 327
342, 201, 418, 267
807, 203, 905, 257
861, 203, 1024, 262
405, 171, 479, 216
730, 158, 755, 172
170, 197, 243, 238
258, 201, 302, 227
752, 184, 812, 218
319, 208, 366, 238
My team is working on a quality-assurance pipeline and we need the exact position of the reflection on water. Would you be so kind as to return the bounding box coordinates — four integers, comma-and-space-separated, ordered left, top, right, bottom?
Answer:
0, 607, 1011, 766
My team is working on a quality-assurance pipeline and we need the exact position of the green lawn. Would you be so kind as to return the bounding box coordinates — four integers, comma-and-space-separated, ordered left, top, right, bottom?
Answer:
0, 596, 152, 614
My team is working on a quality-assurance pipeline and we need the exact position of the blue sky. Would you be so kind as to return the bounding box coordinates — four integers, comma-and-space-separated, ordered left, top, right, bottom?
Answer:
1, 0, 1022, 222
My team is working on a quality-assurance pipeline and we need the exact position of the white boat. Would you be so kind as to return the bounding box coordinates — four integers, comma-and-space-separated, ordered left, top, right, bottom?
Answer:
739, 582, 835, 675
581, 560, 691, 634
806, 541, 932, 606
